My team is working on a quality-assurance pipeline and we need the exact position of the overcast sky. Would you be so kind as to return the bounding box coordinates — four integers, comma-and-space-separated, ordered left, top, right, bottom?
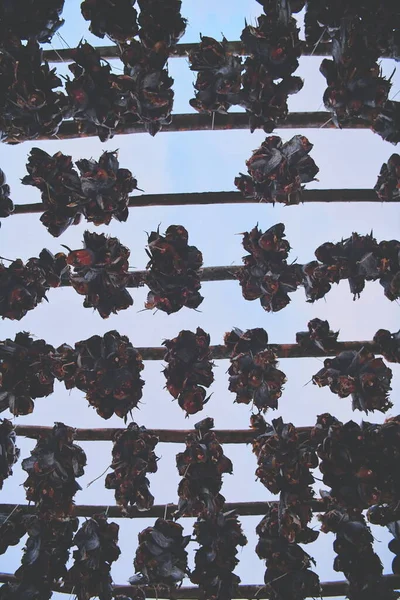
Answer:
1, 1, 400, 598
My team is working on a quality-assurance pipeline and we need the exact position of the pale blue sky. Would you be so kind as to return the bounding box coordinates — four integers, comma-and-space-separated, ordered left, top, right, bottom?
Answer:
0, 1, 400, 597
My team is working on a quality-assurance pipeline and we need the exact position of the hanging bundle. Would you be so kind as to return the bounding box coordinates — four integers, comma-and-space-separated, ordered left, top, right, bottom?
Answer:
81, 0, 139, 43
163, 328, 214, 415
373, 328, 400, 363
145, 225, 203, 314
189, 36, 242, 114
0, 0, 65, 44
312, 347, 393, 413
296, 318, 339, 353
129, 518, 189, 586
21, 422, 87, 516
67, 231, 133, 318
0, 419, 19, 487
0, 516, 78, 600
225, 328, 286, 412
105, 422, 159, 510
0, 38, 69, 141
59, 331, 144, 420
190, 510, 247, 600
0, 249, 68, 320
256, 505, 320, 600
374, 154, 400, 202
67, 514, 121, 600
0, 332, 57, 416
235, 135, 319, 205
175, 418, 232, 518
236, 223, 301, 311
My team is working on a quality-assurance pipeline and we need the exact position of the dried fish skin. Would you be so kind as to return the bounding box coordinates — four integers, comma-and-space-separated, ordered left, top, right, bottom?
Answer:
21, 422, 87, 517
105, 421, 159, 510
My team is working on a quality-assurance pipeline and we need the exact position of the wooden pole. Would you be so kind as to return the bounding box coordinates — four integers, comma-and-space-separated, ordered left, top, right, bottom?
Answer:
5, 112, 368, 144
0, 499, 325, 518
14, 425, 313, 443
11, 189, 386, 216
130, 340, 375, 361
42, 40, 391, 63
0, 572, 399, 597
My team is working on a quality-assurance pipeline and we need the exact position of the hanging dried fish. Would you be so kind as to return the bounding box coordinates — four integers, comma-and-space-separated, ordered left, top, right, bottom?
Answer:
137, 0, 187, 50
22, 147, 83, 237
129, 518, 189, 586
313, 347, 393, 413
0, 0, 65, 43
0, 509, 28, 555
373, 328, 400, 363
189, 36, 242, 115
66, 42, 123, 142
237, 224, 301, 312
320, 500, 398, 600
225, 328, 286, 412
239, 59, 303, 133
190, 511, 247, 600
22, 422, 86, 517
76, 150, 138, 225
301, 233, 400, 303
256, 505, 320, 600
65, 331, 144, 420
145, 225, 203, 314
163, 328, 214, 415
0, 332, 57, 416
105, 422, 159, 510
0, 167, 13, 218
296, 318, 339, 353
0, 419, 19, 486
235, 135, 319, 205
67, 514, 120, 600
312, 413, 400, 508
119, 41, 174, 137
0, 38, 69, 141
0, 249, 68, 320
253, 416, 318, 543
375, 154, 400, 201
372, 100, 400, 144
67, 230, 133, 318
81, 0, 139, 43
320, 19, 391, 128
368, 503, 400, 575
241, 2, 302, 80
175, 418, 232, 518
0, 515, 78, 600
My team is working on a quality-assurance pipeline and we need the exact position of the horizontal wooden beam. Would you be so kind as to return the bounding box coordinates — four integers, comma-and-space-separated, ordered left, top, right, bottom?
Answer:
42, 40, 392, 63
131, 340, 375, 361
14, 426, 313, 443
0, 499, 325, 519
0, 572, 398, 598
5, 112, 367, 144
12, 189, 385, 215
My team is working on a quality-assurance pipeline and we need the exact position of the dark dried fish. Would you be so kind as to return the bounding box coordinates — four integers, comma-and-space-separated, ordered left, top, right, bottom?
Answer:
225, 328, 286, 412
67, 230, 133, 318
105, 421, 159, 510
0, 418, 19, 487
375, 154, 400, 201
0, 167, 13, 218
145, 225, 203, 314
163, 328, 213, 415
67, 514, 120, 600
81, 0, 138, 43
0, 0, 64, 43
235, 135, 319, 205
296, 318, 339, 353
22, 422, 86, 517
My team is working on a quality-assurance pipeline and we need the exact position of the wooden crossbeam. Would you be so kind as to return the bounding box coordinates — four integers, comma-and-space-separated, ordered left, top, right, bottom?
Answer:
0, 499, 325, 518
42, 40, 392, 63
25, 112, 365, 143
126, 340, 375, 361
0, 572, 399, 598
12, 189, 386, 215
14, 425, 312, 443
